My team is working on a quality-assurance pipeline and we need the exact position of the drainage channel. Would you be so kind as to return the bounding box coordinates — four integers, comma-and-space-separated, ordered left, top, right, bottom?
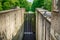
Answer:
22, 13, 36, 40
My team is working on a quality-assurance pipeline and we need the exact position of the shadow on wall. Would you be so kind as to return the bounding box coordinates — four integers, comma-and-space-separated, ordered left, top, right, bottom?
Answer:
12, 23, 24, 40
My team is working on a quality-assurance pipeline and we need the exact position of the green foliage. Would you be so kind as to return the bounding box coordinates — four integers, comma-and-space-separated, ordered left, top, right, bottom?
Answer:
31, 0, 44, 11
0, 0, 31, 11
3, 2, 11, 10
0, 0, 52, 11
0, 0, 20, 10
31, 0, 52, 11
0, 2, 3, 11
19, 0, 32, 11
44, 0, 52, 11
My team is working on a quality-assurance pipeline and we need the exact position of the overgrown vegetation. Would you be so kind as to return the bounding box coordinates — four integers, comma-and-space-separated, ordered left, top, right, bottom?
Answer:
0, 0, 52, 11
0, 0, 31, 11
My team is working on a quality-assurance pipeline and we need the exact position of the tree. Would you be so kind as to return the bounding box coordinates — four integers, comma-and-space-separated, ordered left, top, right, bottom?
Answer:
31, 0, 52, 11
0, 2, 3, 11
44, 0, 52, 11
2, 0, 20, 10
3, 2, 11, 10
31, 0, 44, 11
19, 0, 31, 11
0, 0, 32, 11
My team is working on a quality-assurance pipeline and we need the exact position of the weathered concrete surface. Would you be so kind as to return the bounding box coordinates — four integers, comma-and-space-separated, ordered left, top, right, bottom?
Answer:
51, 0, 60, 40
52, 0, 60, 34
36, 8, 51, 40
0, 8, 25, 40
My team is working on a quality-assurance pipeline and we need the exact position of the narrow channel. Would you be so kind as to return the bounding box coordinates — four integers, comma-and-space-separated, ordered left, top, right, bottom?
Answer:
22, 13, 36, 40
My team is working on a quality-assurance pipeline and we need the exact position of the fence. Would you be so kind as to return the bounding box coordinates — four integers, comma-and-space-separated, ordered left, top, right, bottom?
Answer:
0, 8, 25, 40
36, 8, 51, 40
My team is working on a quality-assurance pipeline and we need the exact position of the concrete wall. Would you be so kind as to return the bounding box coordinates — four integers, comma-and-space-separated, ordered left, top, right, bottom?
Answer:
51, 0, 60, 40
36, 8, 51, 40
36, 8, 60, 40
0, 8, 25, 40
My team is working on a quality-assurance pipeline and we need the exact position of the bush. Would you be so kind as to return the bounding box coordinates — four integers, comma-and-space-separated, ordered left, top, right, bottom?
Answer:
3, 2, 11, 10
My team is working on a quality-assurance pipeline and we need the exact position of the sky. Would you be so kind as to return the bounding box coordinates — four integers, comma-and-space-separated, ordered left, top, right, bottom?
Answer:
27, 0, 33, 3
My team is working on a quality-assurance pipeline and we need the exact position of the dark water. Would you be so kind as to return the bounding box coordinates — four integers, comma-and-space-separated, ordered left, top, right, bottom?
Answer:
22, 14, 36, 40
23, 33, 36, 40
